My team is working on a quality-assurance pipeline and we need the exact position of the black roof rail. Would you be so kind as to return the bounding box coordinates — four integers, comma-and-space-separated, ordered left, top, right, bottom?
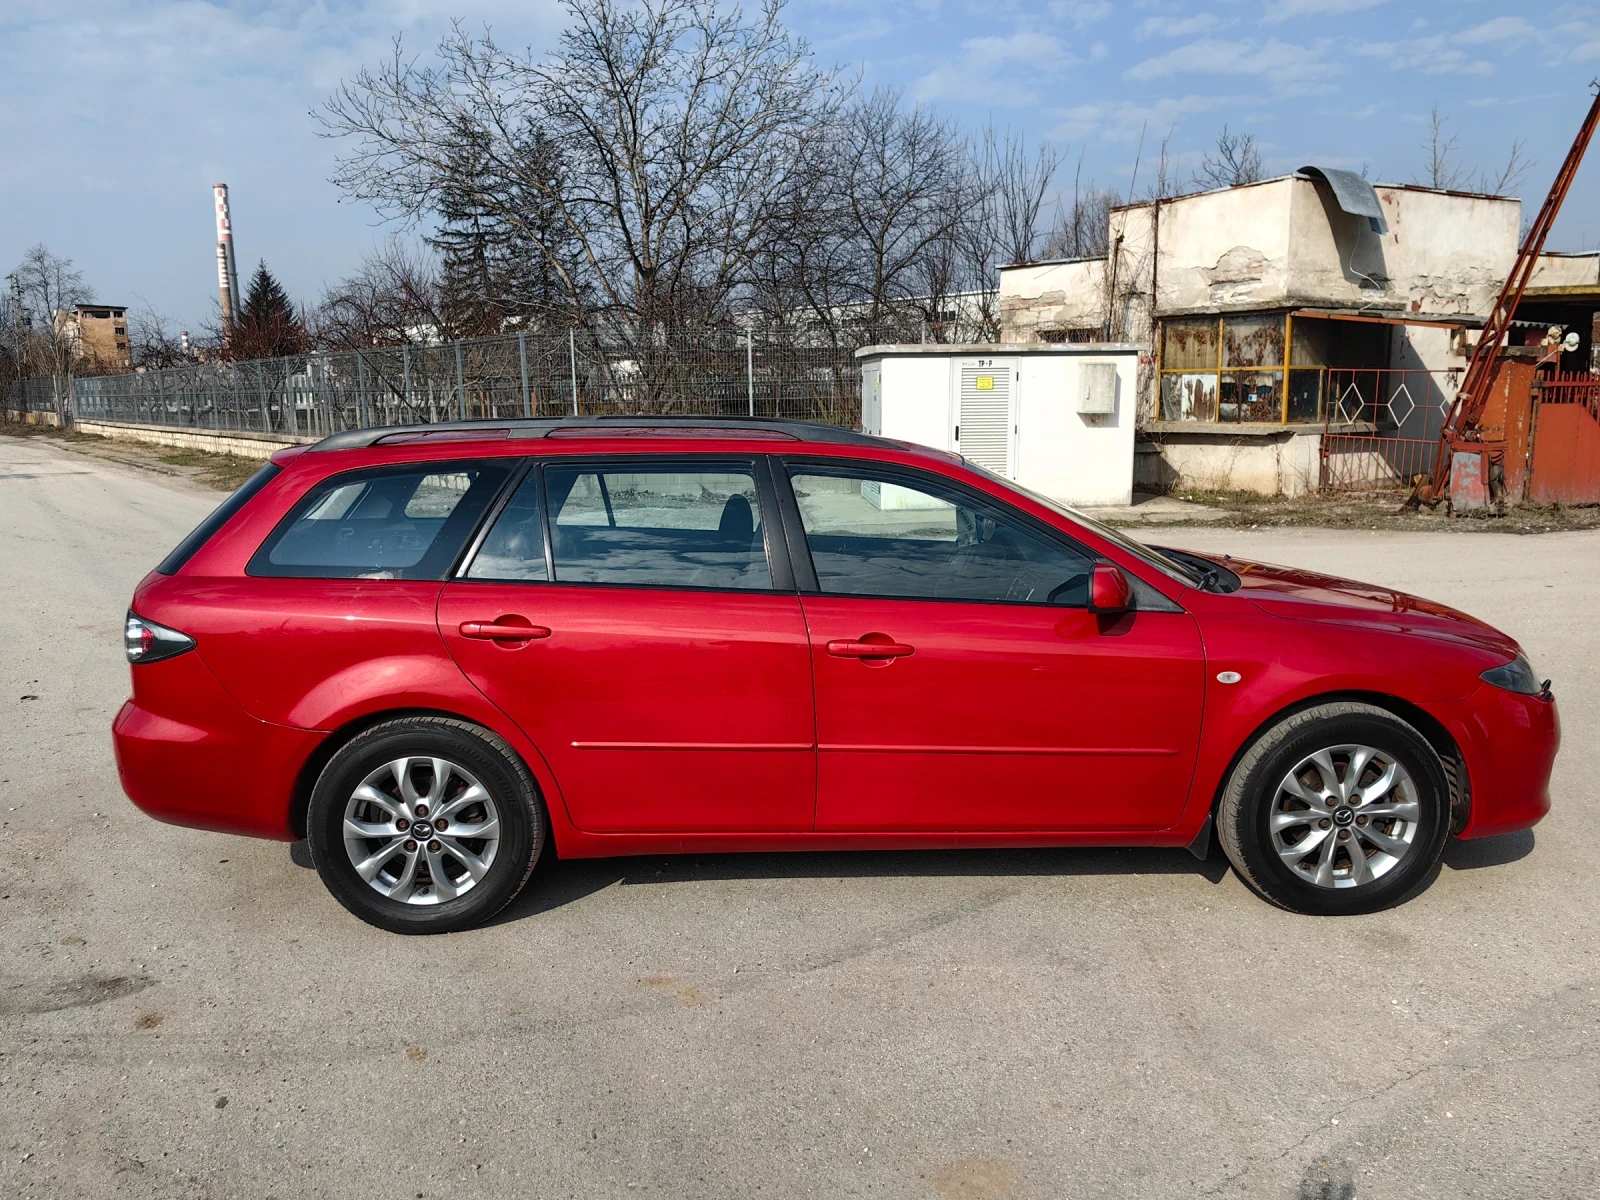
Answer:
309, 415, 886, 453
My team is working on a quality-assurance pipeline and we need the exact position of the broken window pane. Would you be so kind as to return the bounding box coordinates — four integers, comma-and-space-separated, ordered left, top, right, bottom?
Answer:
1221, 371, 1282, 422
1161, 318, 1219, 370
1287, 371, 1322, 423
1160, 373, 1219, 422
1223, 315, 1286, 368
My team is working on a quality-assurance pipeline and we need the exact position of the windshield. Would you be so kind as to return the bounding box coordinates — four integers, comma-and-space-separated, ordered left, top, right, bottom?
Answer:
963, 466, 1204, 589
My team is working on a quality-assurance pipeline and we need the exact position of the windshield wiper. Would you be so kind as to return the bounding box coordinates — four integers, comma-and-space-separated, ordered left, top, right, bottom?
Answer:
1151, 546, 1228, 593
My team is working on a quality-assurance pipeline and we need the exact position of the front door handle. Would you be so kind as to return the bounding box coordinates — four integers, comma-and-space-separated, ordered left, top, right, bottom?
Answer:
459, 617, 552, 643
825, 637, 914, 660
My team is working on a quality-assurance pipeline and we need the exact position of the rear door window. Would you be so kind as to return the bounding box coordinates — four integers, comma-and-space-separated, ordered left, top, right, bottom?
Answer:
538, 462, 773, 590
249, 460, 514, 579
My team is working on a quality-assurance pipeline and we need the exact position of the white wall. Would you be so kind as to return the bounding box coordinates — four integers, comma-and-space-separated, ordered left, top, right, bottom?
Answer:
1531, 252, 1600, 288
1013, 354, 1136, 507
878, 356, 954, 449
861, 348, 1137, 507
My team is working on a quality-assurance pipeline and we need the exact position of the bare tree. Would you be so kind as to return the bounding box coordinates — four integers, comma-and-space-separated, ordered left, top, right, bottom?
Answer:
1144, 126, 1185, 202
9, 245, 91, 424
1416, 106, 1468, 190
1044, 152, 1120, 260
126, 300, 193, 370
749, 88, 969, 346
1413, 106, 1531, 196
1194, 124, 1263, 190
316, 239, 453, 349
319, 0, 845, 360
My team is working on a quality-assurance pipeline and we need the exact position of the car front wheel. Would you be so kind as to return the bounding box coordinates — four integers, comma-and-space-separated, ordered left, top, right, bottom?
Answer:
307, 716, 544, 934
1217, 702, 1451, 915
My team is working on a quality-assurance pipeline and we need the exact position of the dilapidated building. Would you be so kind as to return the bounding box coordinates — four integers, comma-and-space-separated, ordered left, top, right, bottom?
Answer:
998, 172, 1529, 494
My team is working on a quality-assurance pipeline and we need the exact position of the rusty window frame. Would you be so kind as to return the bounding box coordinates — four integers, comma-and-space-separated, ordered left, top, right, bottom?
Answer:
1157, 311, 1329, 424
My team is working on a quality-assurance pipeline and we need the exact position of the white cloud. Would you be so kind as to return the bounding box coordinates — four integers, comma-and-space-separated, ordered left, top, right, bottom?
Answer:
1046, 93, 1239, 144
911, 30, 1076, 105
1136, 13, 1235, 40
1262, 0, 1388, 21
1452, 17, 1536, 45
1124, 37, 1339, 96
1048, 1, 1112, 30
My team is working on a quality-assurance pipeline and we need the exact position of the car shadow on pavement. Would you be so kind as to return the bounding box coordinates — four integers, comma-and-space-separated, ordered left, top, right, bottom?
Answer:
1441, 829, 1535, 871
490, 844, 1233, 925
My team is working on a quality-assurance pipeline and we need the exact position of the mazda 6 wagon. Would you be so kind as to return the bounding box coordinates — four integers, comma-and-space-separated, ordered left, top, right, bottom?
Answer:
113, 417, 1558, 933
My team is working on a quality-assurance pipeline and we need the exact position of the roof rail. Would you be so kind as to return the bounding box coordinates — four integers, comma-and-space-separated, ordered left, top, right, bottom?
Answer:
309, 415, 885, 453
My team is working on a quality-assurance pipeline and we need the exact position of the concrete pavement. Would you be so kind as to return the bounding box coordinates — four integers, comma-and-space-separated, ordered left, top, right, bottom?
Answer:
1, 433, 1595, 1199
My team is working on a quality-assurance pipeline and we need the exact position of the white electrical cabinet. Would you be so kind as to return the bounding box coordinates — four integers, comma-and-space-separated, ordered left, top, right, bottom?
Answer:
856, 343, 1139, 507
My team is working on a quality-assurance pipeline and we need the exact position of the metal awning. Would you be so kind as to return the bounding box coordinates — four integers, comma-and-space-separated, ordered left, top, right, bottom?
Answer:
1299, 166, 1389, 234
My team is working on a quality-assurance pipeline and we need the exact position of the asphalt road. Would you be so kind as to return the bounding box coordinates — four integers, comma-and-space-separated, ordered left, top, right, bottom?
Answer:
1, 434, 1595, 1200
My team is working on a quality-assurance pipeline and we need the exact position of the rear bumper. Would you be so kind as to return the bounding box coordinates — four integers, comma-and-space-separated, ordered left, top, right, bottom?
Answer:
1443, 683, 1560, 839
112, 653, 321, 840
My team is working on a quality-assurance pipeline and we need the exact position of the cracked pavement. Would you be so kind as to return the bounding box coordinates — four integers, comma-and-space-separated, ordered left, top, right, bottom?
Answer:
1, 434, 1595, 1199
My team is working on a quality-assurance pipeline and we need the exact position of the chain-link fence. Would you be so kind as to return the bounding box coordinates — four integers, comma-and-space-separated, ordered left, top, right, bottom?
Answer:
13, 327, 899, 437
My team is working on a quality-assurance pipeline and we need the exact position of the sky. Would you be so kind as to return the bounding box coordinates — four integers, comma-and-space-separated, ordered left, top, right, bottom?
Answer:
6, 0, 1600, 332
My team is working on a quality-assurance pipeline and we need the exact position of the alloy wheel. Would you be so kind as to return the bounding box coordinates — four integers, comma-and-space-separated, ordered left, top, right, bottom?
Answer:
342, 756, 501, 905
1269, 743, 1420, 889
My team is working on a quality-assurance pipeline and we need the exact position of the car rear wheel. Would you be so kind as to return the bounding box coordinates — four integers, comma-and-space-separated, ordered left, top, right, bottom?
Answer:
1217, 702, 1450, 915
307, 717, 544, 934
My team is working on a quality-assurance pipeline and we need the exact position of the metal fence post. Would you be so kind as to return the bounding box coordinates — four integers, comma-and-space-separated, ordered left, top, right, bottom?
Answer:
746, 329, 755, 417
454, 340, 466, 422
257, 361, 269, 433
518, 331, 531, 417
402, 344, 413, 420
357, 353, 368, 429
319, 352, 333, 434
569, 328, 579, 416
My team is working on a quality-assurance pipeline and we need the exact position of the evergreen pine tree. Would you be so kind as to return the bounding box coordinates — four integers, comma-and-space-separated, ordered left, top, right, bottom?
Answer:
427, 122, 583, 337
231, 260, 308, 359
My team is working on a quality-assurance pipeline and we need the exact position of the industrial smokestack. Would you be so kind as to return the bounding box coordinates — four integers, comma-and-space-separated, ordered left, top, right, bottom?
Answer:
180, 330, 192, 358
213, 183, 241, 341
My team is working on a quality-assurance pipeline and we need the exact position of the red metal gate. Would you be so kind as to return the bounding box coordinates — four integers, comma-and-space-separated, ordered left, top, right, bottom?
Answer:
1319, 369, 1461, 493
1528, 372, 1600, 504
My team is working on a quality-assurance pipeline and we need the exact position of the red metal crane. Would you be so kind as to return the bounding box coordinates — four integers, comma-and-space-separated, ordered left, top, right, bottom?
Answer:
1409, 87, 1600, 509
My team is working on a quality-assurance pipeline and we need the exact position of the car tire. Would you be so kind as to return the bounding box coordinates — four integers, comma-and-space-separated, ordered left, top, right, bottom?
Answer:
306, 716, 544, 934
1217, 702, 1451, 915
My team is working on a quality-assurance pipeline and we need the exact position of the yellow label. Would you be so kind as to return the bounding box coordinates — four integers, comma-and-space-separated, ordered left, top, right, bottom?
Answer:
975, 375, 994, 391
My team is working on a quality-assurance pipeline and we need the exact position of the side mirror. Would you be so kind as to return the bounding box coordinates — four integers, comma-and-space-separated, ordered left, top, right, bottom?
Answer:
1088, 563, 1132, 614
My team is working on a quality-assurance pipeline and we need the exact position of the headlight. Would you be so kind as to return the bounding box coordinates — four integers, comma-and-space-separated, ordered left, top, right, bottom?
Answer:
1480, 654, 1543, 696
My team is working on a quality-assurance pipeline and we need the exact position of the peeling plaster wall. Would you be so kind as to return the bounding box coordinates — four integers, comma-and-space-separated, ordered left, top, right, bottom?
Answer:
1530, 252, 1600, 288
999, 177, 1522, 346
997, 258, 1108, 344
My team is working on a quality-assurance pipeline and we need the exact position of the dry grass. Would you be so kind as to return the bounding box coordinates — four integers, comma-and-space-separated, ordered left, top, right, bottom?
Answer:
1, 418, 263, 491
1152, 488, 1600, 535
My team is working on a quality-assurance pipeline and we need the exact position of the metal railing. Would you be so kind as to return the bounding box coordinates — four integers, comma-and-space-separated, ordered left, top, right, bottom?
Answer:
9, 325, 974, 437
1319, 368, 1462, 493
1537, 370, 1600, 420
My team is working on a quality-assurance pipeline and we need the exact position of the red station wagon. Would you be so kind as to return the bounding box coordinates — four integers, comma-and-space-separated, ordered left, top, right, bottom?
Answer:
113, 418, 1559, 933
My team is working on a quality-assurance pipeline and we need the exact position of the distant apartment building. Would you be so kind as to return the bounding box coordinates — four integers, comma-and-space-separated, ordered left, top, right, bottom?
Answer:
56, 304, 132, 371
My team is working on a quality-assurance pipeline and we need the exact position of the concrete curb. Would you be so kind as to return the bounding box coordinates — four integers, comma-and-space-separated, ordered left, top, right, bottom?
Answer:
73, 420, 316, 461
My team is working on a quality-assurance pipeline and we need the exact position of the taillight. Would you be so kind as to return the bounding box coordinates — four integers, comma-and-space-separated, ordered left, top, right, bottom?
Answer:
125, 611, 196, 664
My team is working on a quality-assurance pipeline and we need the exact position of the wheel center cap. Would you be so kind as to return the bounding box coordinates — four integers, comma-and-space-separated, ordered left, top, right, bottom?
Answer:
411, 820, 434, 840
1332, 807, 1355, 827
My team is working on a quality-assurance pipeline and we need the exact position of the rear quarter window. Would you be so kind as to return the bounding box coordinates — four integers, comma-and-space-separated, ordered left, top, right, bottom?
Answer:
156, 462, 282, 576
247, 460, 515, 580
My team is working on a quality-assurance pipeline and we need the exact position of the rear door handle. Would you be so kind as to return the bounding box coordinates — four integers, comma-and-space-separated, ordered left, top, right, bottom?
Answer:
825, 638, 914, 659
459, 618, 552, 642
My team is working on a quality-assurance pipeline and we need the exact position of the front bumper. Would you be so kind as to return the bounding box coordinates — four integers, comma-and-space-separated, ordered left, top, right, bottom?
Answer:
1443, 682, 1560, 839
112, 652, 321, 840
